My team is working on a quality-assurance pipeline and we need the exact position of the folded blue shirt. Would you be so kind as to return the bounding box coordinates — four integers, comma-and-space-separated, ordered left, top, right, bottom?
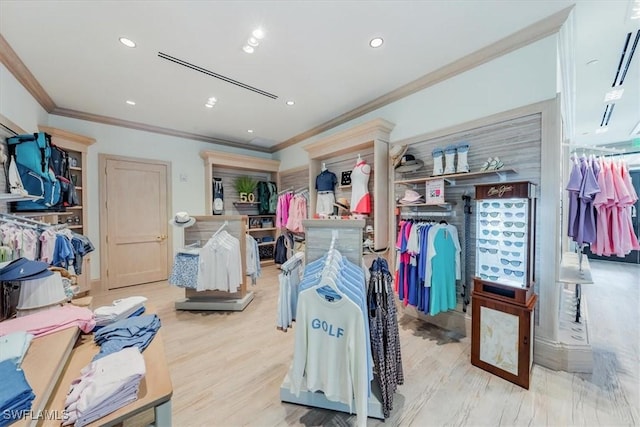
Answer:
0, 360, 35, 426
93, 314, 161, 361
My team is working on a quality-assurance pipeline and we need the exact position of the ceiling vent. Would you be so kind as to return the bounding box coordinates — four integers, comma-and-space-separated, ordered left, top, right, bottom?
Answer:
612, 30, 639, 87
601, 104, 615, 127
157, 52, 278, 100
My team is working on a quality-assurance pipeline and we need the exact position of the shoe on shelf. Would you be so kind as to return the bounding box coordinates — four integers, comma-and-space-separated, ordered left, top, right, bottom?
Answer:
480, 157, 493, 172
494, 158, 504, 170
363, 238, 374, 249
487, 158, 499, 171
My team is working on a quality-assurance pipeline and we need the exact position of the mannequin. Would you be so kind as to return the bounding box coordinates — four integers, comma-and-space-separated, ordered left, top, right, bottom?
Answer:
315, 163, 337, 216
350, 154, 371, 215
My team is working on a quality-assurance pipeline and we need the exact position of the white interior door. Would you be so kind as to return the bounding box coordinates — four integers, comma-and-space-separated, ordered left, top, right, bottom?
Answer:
103, 156, 170, 289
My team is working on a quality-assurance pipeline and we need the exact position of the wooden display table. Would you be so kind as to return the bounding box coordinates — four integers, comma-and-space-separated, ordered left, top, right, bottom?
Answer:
16, 306, 172, 426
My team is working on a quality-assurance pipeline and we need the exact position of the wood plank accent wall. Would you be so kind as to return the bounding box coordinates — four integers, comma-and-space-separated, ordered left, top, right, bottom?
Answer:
212, 167, 273, 216
278, 166, 308, 193
393, 113, 542, 320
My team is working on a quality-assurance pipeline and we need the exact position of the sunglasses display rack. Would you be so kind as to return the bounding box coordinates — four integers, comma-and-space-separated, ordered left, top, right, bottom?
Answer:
471, 181, 537, 390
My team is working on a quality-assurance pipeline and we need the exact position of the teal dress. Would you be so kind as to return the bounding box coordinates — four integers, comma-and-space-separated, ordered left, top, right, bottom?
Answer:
429, 227, 458, 316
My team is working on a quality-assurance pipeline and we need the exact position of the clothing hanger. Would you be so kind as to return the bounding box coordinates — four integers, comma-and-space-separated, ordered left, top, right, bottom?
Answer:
322, 162, 327, 171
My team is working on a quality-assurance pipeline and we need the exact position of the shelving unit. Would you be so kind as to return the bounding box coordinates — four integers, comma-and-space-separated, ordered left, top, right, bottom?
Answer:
304, 118, 393, 251
38, 126, 96, 293
246, 214, 277, 264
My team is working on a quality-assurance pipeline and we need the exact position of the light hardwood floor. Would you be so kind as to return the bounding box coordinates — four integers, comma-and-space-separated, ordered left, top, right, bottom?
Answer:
93, 260, 639, 427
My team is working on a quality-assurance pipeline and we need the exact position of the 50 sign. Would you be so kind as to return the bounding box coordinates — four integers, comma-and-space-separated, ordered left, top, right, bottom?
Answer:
239, 192, 256, 203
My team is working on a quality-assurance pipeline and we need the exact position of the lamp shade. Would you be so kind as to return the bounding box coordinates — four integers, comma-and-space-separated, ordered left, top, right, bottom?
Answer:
16, 272, 66, 317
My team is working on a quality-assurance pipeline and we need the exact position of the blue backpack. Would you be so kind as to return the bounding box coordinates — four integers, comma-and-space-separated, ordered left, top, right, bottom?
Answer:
6, 132, 61, 210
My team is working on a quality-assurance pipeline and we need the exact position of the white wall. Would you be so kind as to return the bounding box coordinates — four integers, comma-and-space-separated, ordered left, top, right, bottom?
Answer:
275, 35, 559, 165
0, 63, 49, 131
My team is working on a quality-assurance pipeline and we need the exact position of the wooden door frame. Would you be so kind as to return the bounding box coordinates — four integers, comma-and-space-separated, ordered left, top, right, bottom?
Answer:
98, 154, 173, 293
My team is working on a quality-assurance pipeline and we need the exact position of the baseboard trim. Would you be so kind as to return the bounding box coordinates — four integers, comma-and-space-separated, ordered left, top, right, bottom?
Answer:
534, 336, 593, 373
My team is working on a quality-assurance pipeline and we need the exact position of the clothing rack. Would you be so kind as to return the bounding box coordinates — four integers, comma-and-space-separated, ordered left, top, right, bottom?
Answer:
174, 215, 253, 311
280, 218, 385, 420
399, 211, 455, 218
0, 212, 56, 229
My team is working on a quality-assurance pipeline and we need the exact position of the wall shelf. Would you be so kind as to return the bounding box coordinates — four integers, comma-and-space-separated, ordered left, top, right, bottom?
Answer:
257, 242, 276, 247
395, 168, 517, 186
248, 227, 277, 232
396, 202, 456, 209
0, 193, 42, 202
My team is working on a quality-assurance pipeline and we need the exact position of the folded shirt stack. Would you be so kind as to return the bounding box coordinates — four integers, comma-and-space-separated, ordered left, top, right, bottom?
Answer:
63, 347, 145, 427
0, 359, 35, 426
0, 305, 95, 338
93, 314, 161, 361
0, 331, 34, 368
93, 296, 148, 328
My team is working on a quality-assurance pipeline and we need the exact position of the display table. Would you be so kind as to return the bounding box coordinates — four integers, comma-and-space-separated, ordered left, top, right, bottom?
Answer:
17, 328, 79, 427
16, 306, 173, 427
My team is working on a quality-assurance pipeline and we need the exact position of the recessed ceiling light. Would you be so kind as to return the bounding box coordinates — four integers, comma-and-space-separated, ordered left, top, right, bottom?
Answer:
595, 127, 609, 134
286, 100, 295, 106
604, 88, 624, 102
247, 129, 254, 133
369, 37, 384, 48
586, 59, 599, 66
125, 100, 136, 106
252, 28, 265, 40
247, 37, 259, 47
205, 104, 214, 108
243, 45, 255, 54
208, 97, 217, 104
119, 37, 136, 48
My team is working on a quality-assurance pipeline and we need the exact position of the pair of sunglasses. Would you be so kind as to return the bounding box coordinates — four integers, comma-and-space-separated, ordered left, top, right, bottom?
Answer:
478, 238, 498, 245
480, 273, 499, 281
500, 258, 522, 267
504, 202, 525, 208
504, 221, 526, 228
482, 229, 500, 236
503, 231, 525, 238
500, 250, 520, 257
480, 211, 500, 218
504, 212, 525, 218
482, 202, 501, 208
481, 265, 499, 273
480, 220, 500, 226
504, 241, 524, 247
479, 247, 498, 254
504, 268, 525, 277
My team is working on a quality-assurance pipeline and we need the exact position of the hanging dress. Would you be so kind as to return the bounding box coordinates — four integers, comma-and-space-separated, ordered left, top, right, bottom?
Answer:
350, 161, 371, 214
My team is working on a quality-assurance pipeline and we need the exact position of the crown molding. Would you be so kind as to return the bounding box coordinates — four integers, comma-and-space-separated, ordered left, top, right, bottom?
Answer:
200, 149, 280, 172
50, 107, 270, 153
0, 34, 56, 112
270, 6, 573, 153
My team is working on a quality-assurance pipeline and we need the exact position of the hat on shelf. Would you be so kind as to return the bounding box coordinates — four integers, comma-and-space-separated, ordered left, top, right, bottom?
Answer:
399, 189, 424, 204
169, 212, 196, 228
389, 144, 409, 168
0, 258, 54, 282
333, 197, 350, 212
395, 154, 424, 173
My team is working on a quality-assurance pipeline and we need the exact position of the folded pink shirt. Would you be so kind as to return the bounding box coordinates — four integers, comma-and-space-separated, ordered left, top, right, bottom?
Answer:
0, 305, 95, 337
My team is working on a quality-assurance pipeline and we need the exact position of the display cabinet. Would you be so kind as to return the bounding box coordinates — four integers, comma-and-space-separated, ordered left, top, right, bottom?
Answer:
474, 181, 536, 290
471, 181, 537, 389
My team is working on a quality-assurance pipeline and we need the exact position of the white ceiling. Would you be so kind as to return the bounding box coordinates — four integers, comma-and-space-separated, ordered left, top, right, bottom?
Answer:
0, 1, 638, 152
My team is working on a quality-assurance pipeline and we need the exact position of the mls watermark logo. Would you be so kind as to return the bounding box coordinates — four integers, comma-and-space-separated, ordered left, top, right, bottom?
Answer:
2, 409, 70, 421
